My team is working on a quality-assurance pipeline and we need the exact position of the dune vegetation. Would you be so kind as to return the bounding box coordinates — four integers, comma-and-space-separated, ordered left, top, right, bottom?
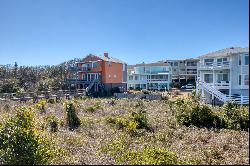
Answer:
0, 94, 248, 165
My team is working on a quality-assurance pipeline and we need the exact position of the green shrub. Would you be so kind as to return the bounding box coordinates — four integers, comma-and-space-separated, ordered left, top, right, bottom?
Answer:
44, 115, 58, 132
0, 107, 53, 165
105, 108, 150, 134
0, 79, 20, 93
64, 101, 81, 130
130, 108, 150, 130
118, 146, 179, 165
36, 99, 46, 113
175, 99, 225, 128
85, 102, 101, 112
221, 102, 249, 130
47, 98, 56, 104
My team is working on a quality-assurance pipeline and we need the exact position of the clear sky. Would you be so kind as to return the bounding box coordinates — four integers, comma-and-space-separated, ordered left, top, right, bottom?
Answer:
0, 0, 249, 66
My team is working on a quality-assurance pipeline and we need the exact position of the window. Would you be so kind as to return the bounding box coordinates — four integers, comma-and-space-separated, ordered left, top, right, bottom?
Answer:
129, 76, 133, 80
108, 61, 111, 66
217, 73, 228, 82
204, 74, 213, 83
244, 75, 249, 85
82, 74, 87, 81
135, 76, 138, 80
123, 64, 126, 71
114, 74, 117, 78
239, 75, 241, 85
174, 62, 178, 66
187, 61, 197, 66
204, 59, 214, 66
217, 57, 229, 65
244, 55, 249, 65
239, 55, 242, 65
108, 74, 111, 78
92, 61, 97, 68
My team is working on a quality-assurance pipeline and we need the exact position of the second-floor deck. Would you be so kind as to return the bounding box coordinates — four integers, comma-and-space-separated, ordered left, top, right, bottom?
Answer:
198, 62, 230, 70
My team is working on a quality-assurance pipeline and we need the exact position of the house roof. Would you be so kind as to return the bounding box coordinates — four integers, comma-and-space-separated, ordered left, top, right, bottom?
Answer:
77, 54, 127, 64
102, 56, 127, 64
128, 62, 170, 68
158, 58, 199, 63
198, 47, 249, 58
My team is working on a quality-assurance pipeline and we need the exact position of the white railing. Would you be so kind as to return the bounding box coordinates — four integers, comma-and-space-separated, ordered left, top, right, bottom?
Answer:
147, 79, 169, 82
198, 62, 230, 69
199, 82, 227, 102
206, 82, 230, 88
86, 79, 99, 93
197, 81, 249, 105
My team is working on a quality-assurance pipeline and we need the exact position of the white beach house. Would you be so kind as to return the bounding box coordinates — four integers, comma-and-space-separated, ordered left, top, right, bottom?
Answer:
196, 47, 249, 105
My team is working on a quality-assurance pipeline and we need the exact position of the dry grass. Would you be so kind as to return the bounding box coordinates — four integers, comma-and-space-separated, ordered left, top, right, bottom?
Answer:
0, 98, 248, 165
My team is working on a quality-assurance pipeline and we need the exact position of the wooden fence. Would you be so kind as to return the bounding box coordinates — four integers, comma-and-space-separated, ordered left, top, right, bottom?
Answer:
0, 89, 86, 102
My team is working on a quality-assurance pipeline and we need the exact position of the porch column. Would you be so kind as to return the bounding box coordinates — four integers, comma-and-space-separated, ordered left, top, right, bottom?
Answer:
229, 70, 231, 96
213, 70, 215, 87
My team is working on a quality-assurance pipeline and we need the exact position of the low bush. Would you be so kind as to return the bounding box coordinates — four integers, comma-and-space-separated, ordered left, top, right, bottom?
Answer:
118, 146, 179, 165
47, 98, 56, 104
105, 108, 150, 134
44, 115, 59, 132
175, 99, 225, 128
85, 102, 102, 112
0, 107, 53, 165
220, 102, 249, 130
36, 99, 46, 113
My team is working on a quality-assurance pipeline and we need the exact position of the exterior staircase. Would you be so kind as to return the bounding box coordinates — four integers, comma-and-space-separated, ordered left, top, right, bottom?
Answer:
86, 79, 99, 93
197, 81, 249, 105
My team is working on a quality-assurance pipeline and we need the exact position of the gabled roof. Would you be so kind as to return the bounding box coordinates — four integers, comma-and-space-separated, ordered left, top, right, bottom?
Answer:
198, 47, 249, 58
78, 54, 127, 64
102, 56, 127, 64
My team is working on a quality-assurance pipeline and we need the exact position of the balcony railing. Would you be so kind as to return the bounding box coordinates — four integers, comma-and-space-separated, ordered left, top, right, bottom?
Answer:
78, 67, 91, 71
147, 79, 169, 82
198, 62, 230, 70
206, 81, 230, 89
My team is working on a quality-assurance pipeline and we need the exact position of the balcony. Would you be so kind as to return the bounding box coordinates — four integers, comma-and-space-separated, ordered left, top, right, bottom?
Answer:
198, 62, 230, 70
206, 81, 230, 89
78, 67, 91, 71
147, 79, 169, 82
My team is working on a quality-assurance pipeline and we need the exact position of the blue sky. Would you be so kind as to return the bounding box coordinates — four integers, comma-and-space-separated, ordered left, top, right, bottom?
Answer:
0, 0, 249, 66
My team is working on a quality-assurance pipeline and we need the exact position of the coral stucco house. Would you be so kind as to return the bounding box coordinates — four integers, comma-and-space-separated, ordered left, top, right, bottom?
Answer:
67, 53, 127, 93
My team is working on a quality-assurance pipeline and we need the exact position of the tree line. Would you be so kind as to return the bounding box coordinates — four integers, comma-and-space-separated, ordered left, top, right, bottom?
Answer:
0, 58, 81, 93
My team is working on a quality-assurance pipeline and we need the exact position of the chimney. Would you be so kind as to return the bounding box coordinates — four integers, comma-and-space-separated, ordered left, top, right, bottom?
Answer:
104, 53, 109, 58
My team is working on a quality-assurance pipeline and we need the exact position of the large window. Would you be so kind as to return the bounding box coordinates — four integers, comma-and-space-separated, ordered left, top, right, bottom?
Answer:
92, 61, 97, 68
204, 74, 213, 83
244, 75, 249, 85
204, 59, 214, 66
217, 73, 228, 82
187, 61, 197, 66
217, 57, 229, 66
238, 74, 249, 86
